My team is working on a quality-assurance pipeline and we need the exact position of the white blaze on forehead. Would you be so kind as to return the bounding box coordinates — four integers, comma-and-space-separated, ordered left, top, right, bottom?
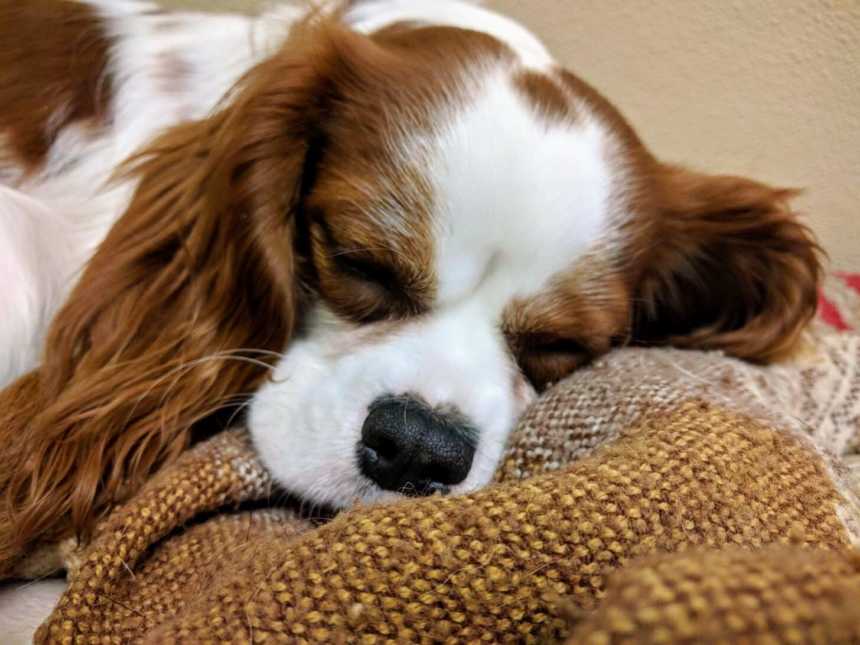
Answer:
430, 70, 613, 309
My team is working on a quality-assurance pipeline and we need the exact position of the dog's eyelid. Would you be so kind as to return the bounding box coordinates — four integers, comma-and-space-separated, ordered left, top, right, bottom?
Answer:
334, 251, 402, 290
509, 331, 594, 391
312, 219, 404, 289
517, 332, 590, 357
531, 337, 589, 357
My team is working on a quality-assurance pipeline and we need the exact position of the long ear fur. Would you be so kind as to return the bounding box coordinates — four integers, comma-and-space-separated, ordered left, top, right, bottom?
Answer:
633, 164, 822, 362
0, 371, 42, 577
0, 23, 350, 568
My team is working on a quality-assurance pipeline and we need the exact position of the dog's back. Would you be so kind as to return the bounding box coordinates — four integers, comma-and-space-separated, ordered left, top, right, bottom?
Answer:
0, 0, 297, 386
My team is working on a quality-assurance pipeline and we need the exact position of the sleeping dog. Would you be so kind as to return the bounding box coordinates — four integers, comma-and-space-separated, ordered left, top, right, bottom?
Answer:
0, 1, 819, 633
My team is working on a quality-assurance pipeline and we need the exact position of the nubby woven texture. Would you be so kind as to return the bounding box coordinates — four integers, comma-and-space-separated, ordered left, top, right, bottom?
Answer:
34, 332, 860, 644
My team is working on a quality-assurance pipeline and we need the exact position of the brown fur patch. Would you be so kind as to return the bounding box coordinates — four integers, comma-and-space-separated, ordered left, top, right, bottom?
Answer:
0, 371, 42, 574
632, 165, 822, 362
0, 0, 114, 171
308, 166, 437, 323
513, 71, 577, 123
504, 260, 631, 391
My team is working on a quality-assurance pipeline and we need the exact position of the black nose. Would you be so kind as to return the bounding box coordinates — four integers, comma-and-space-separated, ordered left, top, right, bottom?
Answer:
358, 396, 477, 497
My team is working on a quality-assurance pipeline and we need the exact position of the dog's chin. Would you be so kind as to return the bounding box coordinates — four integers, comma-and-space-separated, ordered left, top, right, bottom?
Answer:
253, 460, 498, 511
249, 427, 502, 510
355, 473, 495, 507
302, 473, 497, 511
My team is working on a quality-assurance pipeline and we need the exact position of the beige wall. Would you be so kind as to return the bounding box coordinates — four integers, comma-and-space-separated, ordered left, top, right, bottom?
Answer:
161, 1, 860, 269
492, 0, 860, 270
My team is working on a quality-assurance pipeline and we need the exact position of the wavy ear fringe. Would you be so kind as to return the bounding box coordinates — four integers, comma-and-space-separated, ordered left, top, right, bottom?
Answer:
0, 19, 350, 567
0, 11, 428, 572
633, 164, 822, 363
0, 116, 295, 569
0, 371, 42, 576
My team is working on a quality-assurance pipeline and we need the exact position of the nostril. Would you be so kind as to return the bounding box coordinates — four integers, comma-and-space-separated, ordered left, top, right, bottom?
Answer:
359, 444, 380, 468
363, 434, 398, 463
358, 395, 477, 496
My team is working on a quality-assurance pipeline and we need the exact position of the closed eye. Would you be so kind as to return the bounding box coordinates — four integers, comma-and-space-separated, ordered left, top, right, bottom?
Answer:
514, 333, 592, 391
333, 251, 402, 292
315, 217, 405, 292
525, 336, 588, 357
310, 219, 429, 324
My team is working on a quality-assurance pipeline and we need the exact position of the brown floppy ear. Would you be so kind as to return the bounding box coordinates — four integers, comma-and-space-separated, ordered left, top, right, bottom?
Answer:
632, 164, 822, 362
0, 23, 356, 567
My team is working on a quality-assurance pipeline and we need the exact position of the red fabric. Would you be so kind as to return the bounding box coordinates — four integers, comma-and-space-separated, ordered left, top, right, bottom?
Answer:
818, 272, 859, 332
818, 294, 851, 332
837, 272, 860, 294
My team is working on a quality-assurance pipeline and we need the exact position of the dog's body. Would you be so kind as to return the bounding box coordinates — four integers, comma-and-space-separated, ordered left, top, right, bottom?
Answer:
0, 1, 338, 387
0, 1, 820, 637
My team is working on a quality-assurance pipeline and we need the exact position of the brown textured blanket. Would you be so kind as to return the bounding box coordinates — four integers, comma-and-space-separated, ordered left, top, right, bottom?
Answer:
26, 325, 860, 643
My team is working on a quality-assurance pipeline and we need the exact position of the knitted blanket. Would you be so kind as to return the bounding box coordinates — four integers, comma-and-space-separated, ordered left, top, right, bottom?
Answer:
6, 272, 853, 642
30, 321, 860, 643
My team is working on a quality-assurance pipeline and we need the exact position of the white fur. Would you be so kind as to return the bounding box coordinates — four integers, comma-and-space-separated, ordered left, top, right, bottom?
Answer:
249, 68, 617, 507
0, 188, 77, 383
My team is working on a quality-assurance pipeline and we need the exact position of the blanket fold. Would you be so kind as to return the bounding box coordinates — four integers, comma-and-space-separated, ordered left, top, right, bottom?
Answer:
565, 546, 860, 644
34, 331, 860, 643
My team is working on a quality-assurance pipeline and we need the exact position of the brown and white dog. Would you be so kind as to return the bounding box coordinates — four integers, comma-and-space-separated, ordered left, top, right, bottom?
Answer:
0, 0, 820, 634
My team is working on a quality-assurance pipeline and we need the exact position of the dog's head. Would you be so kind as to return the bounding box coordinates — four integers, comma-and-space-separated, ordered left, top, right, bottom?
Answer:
4, 9, 819, 556
241, 17, 821, 507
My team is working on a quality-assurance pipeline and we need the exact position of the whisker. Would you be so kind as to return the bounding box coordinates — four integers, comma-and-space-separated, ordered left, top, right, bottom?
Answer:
122, 351, 282, 437
225, 400, 252, 428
